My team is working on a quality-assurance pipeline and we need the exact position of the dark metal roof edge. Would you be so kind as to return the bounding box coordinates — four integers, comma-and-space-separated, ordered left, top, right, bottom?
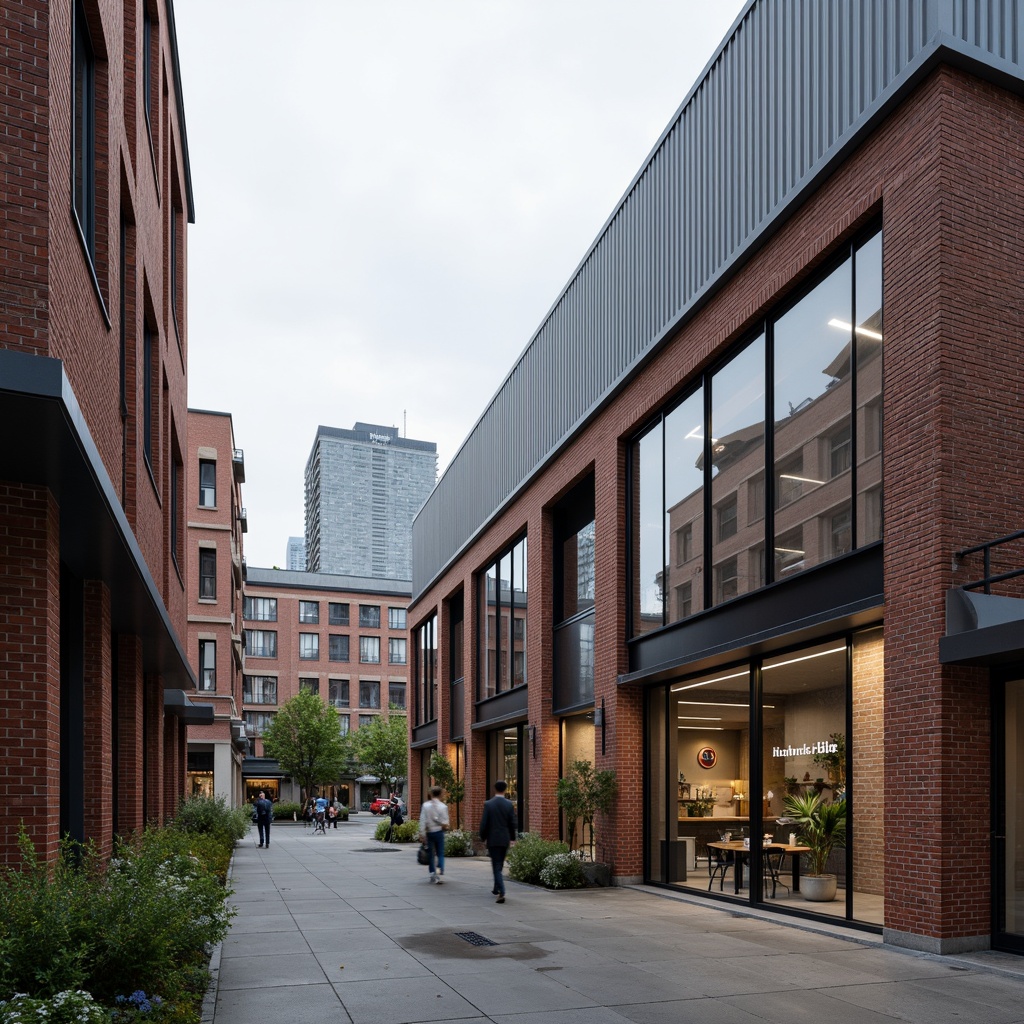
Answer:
617, 597, 884, 688
245, 566, 412, 597
411, 37, 1024, 605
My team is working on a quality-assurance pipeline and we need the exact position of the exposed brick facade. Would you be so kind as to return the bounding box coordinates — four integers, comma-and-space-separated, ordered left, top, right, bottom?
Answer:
0, 0, 195, 862
408, 65, 1024, 951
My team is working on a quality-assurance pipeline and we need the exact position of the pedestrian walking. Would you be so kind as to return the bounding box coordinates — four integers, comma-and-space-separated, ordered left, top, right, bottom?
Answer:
254, 790, 273, 848
417, 785, 449, 883
385, 795, 404, 843
479, 779, 517, 902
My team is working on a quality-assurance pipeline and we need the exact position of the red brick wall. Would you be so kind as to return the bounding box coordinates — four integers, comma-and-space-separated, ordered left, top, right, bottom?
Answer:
117, 636, 145, 834
0, 485, 61, 865
409, 64, 1024, 944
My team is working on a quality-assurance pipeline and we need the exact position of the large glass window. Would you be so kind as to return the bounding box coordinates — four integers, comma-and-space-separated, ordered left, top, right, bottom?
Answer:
199, 459, 216, 507
388, 607, 406, 630
244, 629, 277, 659
199, 548, 216, 600
359, 680, 381, 709
73, 1, 96, 256
554, 481, 595, 713
329, 678, 349, 708
329, 602, 349, 626
198, 639, 215, 691
389, 682, 406, 709
329, 635, 350, 662
299, 677, 319, 696
630, 228, 881, 633
243, 596, 277, 621
773, 260, 851, 577
389, 637, 407, 664
710, 334, 765, 609
415, 614, 438, 725
243, 675, 277, 705
359, 605, 381, 628
299, 633, 319, 660
299, 601, 319, 624
479, 535, 528, 700
359, 636, 380, 664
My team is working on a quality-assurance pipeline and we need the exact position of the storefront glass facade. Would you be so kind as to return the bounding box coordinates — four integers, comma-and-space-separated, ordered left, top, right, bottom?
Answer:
645, 630, 883, 924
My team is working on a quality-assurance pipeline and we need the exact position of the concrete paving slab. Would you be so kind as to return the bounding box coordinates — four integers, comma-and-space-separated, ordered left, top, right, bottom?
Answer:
331, 974, 484, 1024
217, 951, 328, 991
209, 824, 1024, 1024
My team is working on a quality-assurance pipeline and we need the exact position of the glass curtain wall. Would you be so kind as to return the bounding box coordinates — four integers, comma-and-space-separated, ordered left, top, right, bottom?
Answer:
630, 228, 882, 636
646, 630, 882, 926
486, 725, 528, 830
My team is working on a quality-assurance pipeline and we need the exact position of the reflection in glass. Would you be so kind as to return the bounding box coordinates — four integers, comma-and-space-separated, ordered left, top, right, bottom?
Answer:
665, 388, 705, 624
710, 335, 765, 607
635, 424, 664, 634
762, 640, 848, 916
856, 231, 883, 545
774, 259, 852, 577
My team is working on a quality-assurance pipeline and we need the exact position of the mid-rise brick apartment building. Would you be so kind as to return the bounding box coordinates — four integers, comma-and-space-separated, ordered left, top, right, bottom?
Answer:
0, 1, 201, 862
240, 567, 410, 810
185, 410, 248, 805
409, 0, 1024, 955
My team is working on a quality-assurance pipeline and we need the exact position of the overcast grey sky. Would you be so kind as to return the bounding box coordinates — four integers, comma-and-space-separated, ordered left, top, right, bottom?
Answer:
174, 1, 747, 569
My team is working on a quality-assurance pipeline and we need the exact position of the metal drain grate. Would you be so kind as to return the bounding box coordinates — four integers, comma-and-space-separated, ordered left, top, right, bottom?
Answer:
455, 931, 496, 947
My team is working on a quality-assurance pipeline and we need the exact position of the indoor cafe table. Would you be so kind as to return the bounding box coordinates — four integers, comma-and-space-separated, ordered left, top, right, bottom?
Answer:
706, 840, 810, 896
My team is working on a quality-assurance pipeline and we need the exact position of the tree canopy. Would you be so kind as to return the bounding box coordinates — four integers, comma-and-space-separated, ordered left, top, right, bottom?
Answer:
349, 708, 408, 795
260, 691, 347, 804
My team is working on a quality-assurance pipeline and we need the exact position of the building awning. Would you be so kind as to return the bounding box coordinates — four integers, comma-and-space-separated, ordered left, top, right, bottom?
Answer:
0, 350, 196, 689
355, 775, 380, 784
940, 588, 1024, 666
241, 757, 286, 780
164, 690, 215, 725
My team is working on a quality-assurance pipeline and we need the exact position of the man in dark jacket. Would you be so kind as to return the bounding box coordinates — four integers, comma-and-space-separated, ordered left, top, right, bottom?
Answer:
479, 780, 517, 903
254, 790, 273, 848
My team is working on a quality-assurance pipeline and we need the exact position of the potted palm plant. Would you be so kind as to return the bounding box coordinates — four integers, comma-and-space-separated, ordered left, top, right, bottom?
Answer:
783, 790, 847, 901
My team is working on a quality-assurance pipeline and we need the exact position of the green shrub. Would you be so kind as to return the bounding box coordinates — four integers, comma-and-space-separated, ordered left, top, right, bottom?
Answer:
539, 852, 586, 889
373, 820, 419, 843
171, 794, 250, 848
506, 833, 569, 884
0, 823, 234, 1015
444, 829, 473, 856
271, 802, 302, 821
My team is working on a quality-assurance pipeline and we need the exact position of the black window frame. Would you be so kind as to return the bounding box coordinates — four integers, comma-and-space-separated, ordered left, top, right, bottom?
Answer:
199, 459, 217, 507
198, 547, 216, 600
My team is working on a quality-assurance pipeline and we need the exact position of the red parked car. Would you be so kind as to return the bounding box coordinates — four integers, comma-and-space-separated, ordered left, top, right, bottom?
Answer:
369, 796, 405, 815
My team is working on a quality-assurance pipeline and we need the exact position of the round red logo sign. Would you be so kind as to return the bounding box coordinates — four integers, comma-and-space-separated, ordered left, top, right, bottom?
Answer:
697, 746, 717, 769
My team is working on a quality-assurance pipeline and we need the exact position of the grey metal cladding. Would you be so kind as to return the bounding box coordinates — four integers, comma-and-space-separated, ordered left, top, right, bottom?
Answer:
412, 0, 1024, 601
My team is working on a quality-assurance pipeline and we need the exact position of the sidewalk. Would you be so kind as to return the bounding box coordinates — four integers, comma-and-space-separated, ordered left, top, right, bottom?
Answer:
206, 817, 1024, 1024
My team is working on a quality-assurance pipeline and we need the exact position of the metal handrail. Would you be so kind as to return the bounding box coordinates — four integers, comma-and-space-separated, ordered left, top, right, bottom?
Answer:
956, 529, 1024, 594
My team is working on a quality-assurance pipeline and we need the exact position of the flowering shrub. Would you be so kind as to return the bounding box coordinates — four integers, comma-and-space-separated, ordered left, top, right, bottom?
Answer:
539, 852, 587, 889
506, 833, 569, 884
0, 990, 108, 1024
443, 830, 474, 856
0, 821, 235, 1021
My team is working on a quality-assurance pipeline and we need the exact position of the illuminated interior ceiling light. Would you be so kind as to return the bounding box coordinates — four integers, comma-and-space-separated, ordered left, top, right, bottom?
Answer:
762, 644, 846, 672
677, 716, 722, 721
678, 726, 724, 730
773, 547, 805, 555
779, 473, 825, 485
677, 701, 775, 708
827, 318, 884, 341
671, 669, 748, 692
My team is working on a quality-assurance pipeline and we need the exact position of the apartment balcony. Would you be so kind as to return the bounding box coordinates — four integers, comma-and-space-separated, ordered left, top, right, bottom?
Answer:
232, 448, 245, 483
237, 506, 248, 533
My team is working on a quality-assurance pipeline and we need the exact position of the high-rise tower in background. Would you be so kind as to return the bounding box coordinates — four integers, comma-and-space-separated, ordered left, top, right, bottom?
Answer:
286, 536, 306, 571
304, 423, 437, 579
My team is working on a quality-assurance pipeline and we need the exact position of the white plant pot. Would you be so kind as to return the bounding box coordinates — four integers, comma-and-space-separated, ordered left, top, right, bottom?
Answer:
800, 874, 838, 902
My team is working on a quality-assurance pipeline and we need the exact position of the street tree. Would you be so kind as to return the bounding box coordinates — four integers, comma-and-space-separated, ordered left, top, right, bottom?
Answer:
261, 691, 347, 806
427, 751, 465, 828
351, 707, 408, 797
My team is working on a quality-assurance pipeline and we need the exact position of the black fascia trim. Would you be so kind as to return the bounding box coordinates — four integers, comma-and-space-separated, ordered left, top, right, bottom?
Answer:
939, 622, 1024, 667
471, 685, 529, 730
0, 349, 195, 688
622, 544, 882, 685
411, 720, 438, 748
